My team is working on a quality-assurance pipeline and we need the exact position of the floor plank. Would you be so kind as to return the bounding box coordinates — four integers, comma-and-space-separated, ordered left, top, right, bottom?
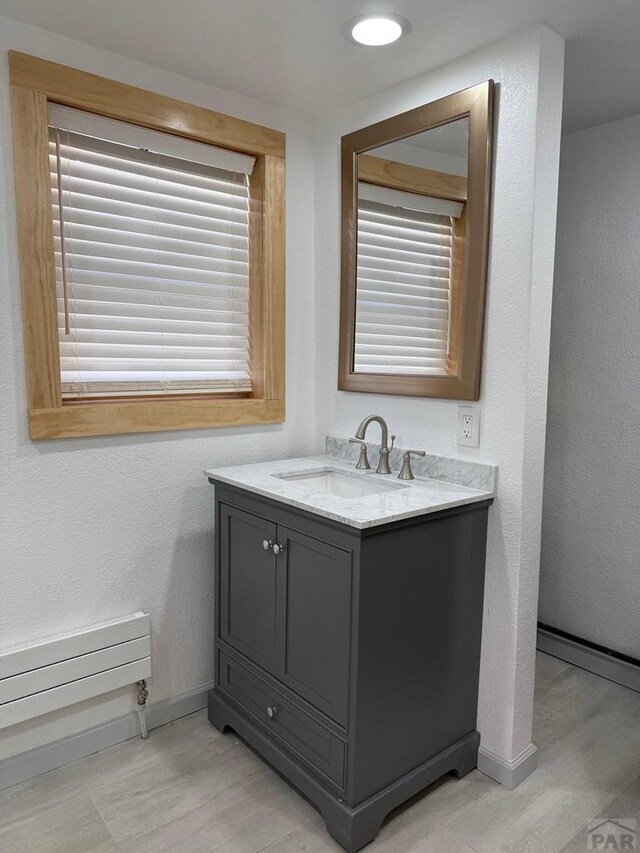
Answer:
0, 793, 117, 853
0, 709, 229, 829
535, 649, 572, 683
557, 773, 640, 852
1, 654, 639, 853
118, 770, 318, 853
92, 737, 268, 843
447, 676, 640, 852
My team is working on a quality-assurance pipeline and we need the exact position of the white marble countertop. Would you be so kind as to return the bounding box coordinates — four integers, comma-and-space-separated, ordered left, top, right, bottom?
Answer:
205, 447, 495, 530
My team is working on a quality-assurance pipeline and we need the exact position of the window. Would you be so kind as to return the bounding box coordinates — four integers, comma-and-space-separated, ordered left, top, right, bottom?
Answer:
50, 107, 253, 399
354, 183, 463, 376
10, 51, 285, 439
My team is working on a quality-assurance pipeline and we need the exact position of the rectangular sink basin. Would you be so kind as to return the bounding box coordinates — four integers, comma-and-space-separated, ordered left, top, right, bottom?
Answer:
276, 468, 406, 498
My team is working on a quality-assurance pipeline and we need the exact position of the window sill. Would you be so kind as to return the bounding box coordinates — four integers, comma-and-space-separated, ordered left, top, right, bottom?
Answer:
28, 397, 285, 439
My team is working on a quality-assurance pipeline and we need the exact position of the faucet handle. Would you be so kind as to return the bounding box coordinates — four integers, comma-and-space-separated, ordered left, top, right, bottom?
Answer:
398, 449, 426, 481
349, 437, 371, 470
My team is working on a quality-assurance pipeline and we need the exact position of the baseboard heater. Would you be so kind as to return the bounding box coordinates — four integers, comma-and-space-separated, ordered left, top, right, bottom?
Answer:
0, 613, 151, 729
537, 622, 640, 694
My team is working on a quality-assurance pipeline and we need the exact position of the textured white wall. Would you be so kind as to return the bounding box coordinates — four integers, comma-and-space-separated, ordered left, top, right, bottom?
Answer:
0, 16, 320, 761
313, 27, 565, 764
0, 16, 565, 772
539, 115, 640, 658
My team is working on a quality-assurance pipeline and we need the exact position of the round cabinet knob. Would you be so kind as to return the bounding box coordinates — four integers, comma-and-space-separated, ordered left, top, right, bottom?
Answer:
266, 705, 278, 719
262, 539, 272, 551
272, 543, 284, 556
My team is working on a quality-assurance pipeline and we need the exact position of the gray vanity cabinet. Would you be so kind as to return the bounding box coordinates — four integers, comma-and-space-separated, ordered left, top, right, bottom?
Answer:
208, 480, 491, 853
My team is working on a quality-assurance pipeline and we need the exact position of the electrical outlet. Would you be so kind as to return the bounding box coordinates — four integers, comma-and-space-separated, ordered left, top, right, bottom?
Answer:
457, 406, 480, 448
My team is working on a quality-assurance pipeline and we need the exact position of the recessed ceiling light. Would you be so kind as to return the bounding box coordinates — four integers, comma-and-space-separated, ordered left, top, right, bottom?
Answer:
342, 13, 411, 47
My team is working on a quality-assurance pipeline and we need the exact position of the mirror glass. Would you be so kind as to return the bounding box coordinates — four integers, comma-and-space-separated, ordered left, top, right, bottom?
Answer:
354, 118, 469, 378
339, 81, 493, 400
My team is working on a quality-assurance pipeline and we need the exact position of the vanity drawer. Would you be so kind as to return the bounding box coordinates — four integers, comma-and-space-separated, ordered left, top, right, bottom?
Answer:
217, 650, 345, 788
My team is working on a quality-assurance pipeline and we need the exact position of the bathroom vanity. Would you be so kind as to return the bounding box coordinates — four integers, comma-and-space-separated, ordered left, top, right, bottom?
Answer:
206, 440, 495, 852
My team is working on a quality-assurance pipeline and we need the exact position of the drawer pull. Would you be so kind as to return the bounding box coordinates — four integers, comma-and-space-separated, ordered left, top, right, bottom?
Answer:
272, 543, 285, 556
266, 704, 279, 719
262, 539, 273, 551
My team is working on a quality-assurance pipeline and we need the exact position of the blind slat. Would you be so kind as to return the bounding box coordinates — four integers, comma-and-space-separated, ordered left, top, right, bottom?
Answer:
55, 242, 249, 278
53, 224, 249, 258
54, 282, 249, 314
54, 194, 246, 242
52, 181, 250, 219
355, 198, 453, 376
50, 119, 251, 397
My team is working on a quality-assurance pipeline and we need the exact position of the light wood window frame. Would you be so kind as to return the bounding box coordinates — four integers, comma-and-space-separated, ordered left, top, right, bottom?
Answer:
339, 81, 494, 400
9, 51, 286, 439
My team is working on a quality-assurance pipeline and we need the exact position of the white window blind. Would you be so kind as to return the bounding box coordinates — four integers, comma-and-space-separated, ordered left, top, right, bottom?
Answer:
354, 187, 457, 376
48, 107, 255, 398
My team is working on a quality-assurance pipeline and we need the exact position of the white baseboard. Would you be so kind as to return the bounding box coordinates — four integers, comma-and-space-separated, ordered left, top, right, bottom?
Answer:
477, 742, 538, 789
537, 627, 640, 693
0, 681, 215, 792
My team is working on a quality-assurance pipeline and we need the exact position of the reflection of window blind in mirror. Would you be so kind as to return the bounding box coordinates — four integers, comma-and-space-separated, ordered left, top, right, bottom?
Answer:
48, 106, 255, 399
358, 182, 464, 218
354, 193, 455, 376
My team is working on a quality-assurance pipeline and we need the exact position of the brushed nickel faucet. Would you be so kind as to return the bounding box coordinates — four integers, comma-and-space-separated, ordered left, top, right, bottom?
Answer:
398, 449, 426, 480
353, 415, 395, 474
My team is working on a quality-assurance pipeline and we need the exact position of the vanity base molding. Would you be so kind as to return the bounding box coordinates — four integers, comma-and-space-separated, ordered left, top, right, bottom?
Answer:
209, 689, 479, 853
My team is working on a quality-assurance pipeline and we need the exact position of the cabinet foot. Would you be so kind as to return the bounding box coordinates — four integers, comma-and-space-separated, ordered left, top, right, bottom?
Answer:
207, 695, 233, 735
322, 734, 479, 851
451, 729, 480, 779
323, 809, 384, 853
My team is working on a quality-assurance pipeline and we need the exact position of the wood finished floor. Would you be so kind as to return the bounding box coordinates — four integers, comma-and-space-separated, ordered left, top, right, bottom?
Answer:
1, 652, 639, 852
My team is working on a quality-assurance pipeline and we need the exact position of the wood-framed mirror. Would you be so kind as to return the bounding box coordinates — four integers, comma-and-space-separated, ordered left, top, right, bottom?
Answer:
338, 81, 494, 399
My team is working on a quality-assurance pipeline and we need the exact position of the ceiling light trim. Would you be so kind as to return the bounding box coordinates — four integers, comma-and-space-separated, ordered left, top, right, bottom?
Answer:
341, 13, 412, 47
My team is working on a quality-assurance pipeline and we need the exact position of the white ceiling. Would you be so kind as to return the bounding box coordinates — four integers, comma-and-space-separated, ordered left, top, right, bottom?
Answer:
0, 0, 639, 133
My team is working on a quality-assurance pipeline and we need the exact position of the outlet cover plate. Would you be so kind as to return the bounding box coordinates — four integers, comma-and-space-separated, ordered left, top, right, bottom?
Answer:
457, 405, 481, 448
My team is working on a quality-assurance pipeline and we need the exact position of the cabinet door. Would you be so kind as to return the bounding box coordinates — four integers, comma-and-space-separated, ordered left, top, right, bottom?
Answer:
275, 527, 352, 726
219, 504, 277, 672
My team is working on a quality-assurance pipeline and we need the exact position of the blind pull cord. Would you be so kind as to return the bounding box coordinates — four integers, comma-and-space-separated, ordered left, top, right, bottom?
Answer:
55, 128, 71, 336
